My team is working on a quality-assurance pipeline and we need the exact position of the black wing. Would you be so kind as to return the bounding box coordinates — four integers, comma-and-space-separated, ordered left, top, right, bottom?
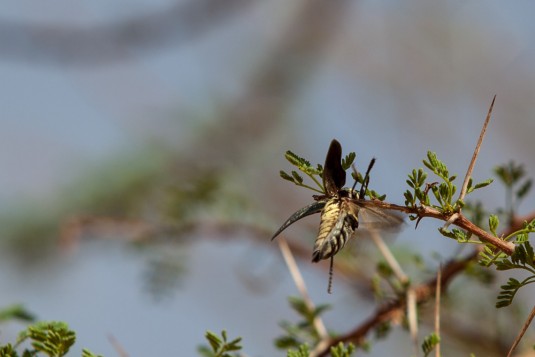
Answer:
271, 201, 326, 240
323, 139, 346, 196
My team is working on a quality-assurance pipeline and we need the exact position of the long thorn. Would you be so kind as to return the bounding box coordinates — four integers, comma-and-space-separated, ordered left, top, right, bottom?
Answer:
506, 303, 535, 357
459, 95, 495, 202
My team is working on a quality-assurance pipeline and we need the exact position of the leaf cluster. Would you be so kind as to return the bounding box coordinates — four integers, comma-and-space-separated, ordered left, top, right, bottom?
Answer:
494, 161, 533, 220
0, 321, 102, 357
197, 330, 242, 357
405, 152, 492, 217
494, 240, 535, 308
279, 150, 326, 194
421, 333, 440, 357
279, 147, 389, 201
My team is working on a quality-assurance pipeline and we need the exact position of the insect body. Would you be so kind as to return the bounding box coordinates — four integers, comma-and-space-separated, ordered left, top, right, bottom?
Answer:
272, 139, 402, 292
312, 194, 358, 262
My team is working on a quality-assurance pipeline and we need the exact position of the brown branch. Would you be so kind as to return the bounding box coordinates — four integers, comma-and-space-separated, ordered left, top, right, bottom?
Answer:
0, 0, 255, 65
361, 200, 516, 255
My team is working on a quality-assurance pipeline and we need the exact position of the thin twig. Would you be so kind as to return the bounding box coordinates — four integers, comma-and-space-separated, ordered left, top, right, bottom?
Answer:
459, 95, 496, 202
277, 239, 329, 340
108, 334, 129, 357
506, 303, 535, 357
434, 266, 441, 357
369, 230, 409, 284
407, 288, 419, 357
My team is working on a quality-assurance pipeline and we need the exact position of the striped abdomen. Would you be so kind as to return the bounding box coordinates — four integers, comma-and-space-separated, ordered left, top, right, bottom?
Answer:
311, 198, 359, 262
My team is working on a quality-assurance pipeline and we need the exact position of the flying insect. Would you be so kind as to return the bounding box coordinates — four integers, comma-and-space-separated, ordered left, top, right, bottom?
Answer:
272, 139, 403, 292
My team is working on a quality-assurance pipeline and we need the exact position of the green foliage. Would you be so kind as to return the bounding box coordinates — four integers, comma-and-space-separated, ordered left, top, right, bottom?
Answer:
17, 321, 76, 357
494, 161, 533, 219
488, 214, 499, 236
406, 152, 492, 218
0, 320, 102, 357
280, 145, 385, 199
404, 168, 429, 212
286, 343, 310, 357
465, 177, 493, 195
422, 152, 457, 212
280, 150, 325, 193
341, 152, 356, 171
81, 349, 103, 357
437, 227, 470, 242
197, 330, 242, 357
494, 241, 535, 308
0, 305, 35, 323
329, 342, 355, 357
421, 333, 440, 357
275, 297, 330, 350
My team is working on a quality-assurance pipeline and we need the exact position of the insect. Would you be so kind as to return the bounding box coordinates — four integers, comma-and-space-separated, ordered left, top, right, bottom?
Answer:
272, 139, 403, 293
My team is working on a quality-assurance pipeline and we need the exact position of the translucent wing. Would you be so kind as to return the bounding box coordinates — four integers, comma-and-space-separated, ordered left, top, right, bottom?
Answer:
350, 199, 404, 232
271, 201, 326, 240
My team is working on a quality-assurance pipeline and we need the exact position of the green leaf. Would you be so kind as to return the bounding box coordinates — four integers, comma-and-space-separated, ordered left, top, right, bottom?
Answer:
205, 331, 222, 352
330, 342, 355, 357
81, 349, 104, 357
291, 171, 304, 184
473, 178, 493, 191
287, 344, 310, 357
516, 179, 532, 199
280, 170, 294, 182
285, 151, 310, 167
0, 305, 35, 322
341, 152, 356, 170
422, 333, 440, 357
489, 215, 499, 236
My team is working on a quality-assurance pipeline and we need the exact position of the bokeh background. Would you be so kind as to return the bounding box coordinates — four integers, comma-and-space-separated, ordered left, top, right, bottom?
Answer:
1, 1, 535, 356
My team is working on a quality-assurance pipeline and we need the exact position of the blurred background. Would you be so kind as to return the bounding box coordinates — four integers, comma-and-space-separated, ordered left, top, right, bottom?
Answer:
1, 0, 535, 356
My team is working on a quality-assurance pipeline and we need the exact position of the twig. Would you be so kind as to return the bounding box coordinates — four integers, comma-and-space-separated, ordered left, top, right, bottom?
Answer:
277, 239, 329, 340
369, 230, 409, 284
506, 303, 535, 357
108, 334, 129, 357
459, 95, 496, 202
434, 271, 443, 355
407, 288, 419, 357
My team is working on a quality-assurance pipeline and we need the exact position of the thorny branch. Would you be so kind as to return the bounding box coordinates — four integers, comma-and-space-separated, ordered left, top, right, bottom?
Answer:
361, 201, 516, 255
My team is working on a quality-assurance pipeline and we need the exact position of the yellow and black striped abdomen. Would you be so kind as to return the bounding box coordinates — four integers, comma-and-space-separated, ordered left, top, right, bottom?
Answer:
312, 198, 358, 262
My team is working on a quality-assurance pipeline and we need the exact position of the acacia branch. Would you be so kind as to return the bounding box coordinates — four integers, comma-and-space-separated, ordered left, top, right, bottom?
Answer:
361, 200, 515, 255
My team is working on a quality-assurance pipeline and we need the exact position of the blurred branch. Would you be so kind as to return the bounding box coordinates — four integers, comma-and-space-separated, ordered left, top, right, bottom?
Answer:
0, 0, 255, 65
316, 249, 479, 356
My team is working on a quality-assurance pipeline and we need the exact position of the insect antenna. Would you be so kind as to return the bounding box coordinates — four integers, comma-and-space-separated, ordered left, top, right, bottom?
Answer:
350, 158, 376, 199
359, 158, 376, 199
327, 256, 334, 294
